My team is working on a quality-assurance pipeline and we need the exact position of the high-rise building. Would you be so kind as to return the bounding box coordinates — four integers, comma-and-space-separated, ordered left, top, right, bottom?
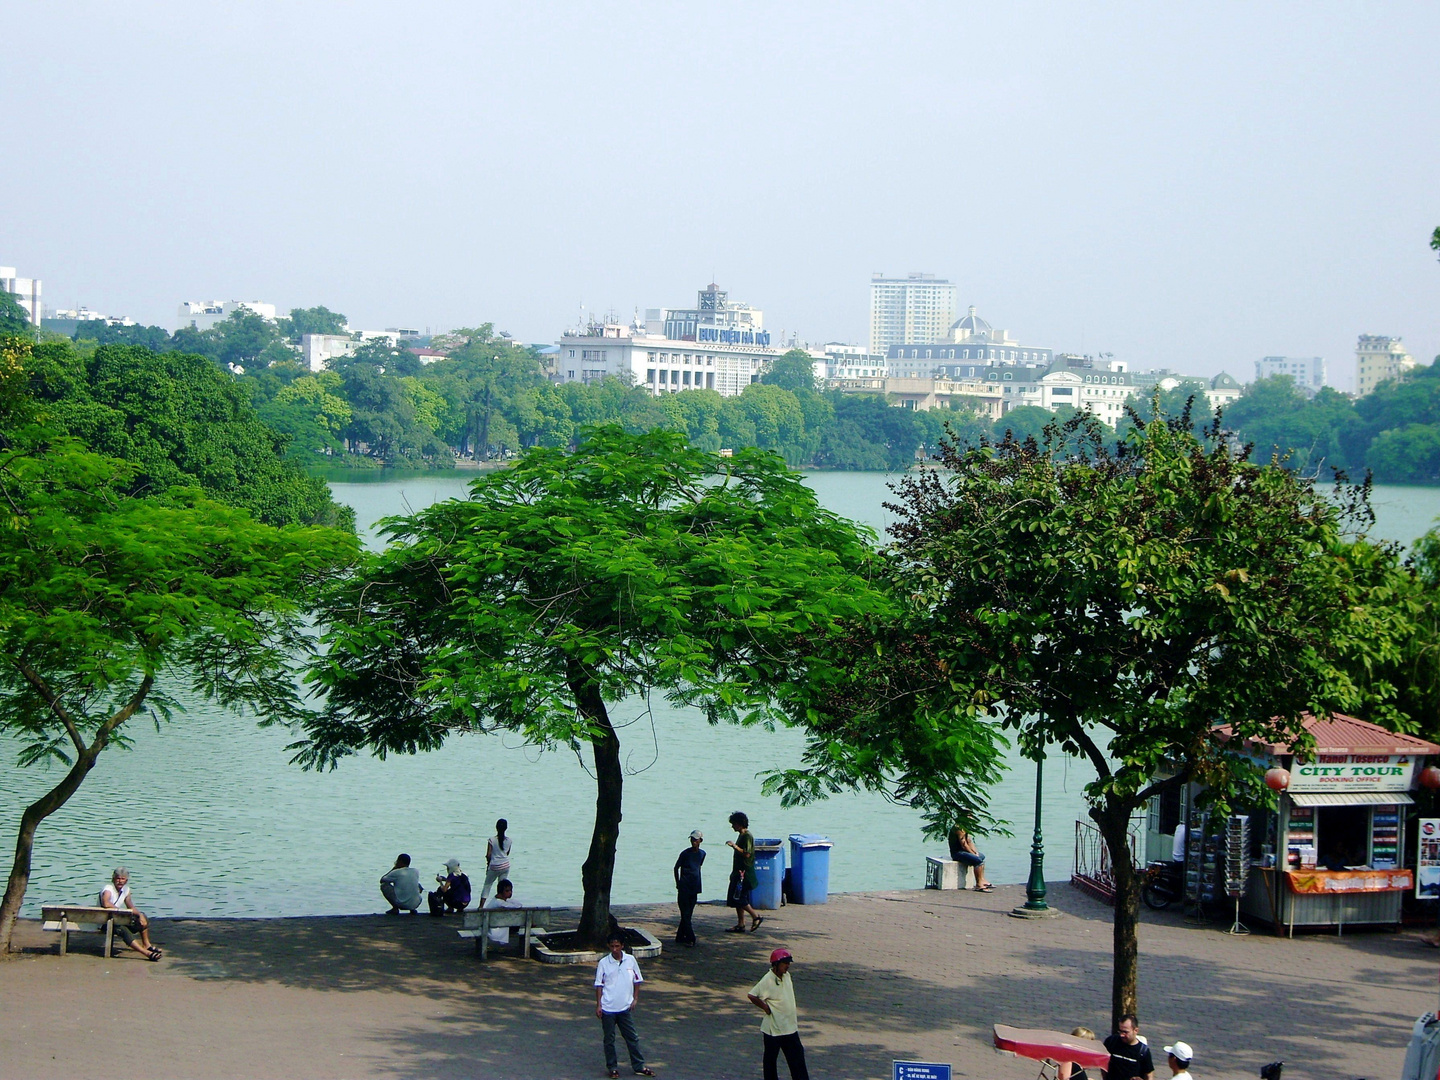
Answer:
1, 266, 42, 326
1355, 336, 1416, 397
868, 273, 956, 355
1255, 356, 1327, 397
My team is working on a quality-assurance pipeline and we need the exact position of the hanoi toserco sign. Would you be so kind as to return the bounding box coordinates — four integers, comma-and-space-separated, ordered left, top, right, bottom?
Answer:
1289, 754, 1416, 792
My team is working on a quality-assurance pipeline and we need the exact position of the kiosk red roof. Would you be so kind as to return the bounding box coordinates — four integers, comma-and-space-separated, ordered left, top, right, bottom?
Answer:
1216, 712, 1440, 757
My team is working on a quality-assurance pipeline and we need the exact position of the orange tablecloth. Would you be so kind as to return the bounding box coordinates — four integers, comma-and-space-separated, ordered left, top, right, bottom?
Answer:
1285, 869, 1412, 894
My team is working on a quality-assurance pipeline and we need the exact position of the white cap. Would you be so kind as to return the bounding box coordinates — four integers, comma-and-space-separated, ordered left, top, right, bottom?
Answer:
1165, 1043, 1193, 1064
689, 829, 704, 841
445, 858, 461, 871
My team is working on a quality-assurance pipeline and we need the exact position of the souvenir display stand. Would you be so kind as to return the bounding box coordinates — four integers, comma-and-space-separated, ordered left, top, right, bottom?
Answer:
1224, 714, 1440, 935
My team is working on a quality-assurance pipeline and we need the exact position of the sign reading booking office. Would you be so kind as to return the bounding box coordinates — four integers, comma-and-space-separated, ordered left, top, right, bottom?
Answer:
1289, 754, 1416, 792
697, 327, 771, 346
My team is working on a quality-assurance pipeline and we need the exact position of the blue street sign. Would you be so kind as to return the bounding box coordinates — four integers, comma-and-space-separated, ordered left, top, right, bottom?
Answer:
894, 1061, 952, 1080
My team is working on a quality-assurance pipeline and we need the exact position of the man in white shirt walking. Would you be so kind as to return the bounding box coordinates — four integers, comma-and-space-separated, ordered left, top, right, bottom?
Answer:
593, 931, 656, 1078
747, 947, 809, 1080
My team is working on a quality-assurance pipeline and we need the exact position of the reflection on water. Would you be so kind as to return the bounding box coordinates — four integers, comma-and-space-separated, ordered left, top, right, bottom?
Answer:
2, 473, 1435, 918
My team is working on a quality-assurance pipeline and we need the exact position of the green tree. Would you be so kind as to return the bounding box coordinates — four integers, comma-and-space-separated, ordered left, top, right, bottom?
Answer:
0, 348, 358, 950
0, 292, 33, 338
870, 411, 1415, 1024
760, 349, 818, 394
278, 306, 349, 342
258, 373, 353, 458
71, 321, 172, 352
296, 427, 895, 944
23, 340, 352, 528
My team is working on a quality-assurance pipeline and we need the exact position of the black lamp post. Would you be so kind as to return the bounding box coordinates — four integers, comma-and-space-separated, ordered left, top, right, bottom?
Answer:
1011, 748, 1061, 919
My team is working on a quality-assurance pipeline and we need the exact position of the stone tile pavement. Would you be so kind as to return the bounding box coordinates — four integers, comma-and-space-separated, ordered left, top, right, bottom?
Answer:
2, 882, 1436, 1079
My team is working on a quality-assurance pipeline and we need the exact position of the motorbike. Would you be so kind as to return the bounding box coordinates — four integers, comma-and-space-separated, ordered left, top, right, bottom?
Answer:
1141, 860, 1185, 910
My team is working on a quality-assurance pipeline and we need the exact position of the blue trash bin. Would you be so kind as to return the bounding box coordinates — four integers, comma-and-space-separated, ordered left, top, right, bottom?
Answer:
788, 834, 833, 904
752, 838, 785, 910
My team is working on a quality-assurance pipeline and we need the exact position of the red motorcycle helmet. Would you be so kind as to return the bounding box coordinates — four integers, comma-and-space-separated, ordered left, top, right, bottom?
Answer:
770, 948, 793, 965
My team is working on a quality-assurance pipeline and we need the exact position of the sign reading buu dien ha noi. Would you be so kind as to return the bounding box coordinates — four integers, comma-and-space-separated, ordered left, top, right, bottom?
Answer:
1289, 753, 1416, 792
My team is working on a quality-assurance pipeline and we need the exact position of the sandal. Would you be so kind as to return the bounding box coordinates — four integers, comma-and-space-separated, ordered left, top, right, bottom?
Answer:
607, 1071, 620, 1079
974, 883, 995, 892
146, 947, 163, 961
749, 918, 765, 932
724, 926, 746, 933
637, 1070, 656, 1077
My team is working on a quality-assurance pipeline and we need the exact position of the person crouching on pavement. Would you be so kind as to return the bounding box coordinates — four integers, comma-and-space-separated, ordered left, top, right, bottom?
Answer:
1164, 1041, 1194, 1080
428, 857, 471, 916
594, 931, 655, 1078
748, 947, 809, 1080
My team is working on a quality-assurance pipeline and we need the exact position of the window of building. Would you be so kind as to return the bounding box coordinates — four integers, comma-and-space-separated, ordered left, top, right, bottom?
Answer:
683, 371, 692, 385
647, 368, 656, 383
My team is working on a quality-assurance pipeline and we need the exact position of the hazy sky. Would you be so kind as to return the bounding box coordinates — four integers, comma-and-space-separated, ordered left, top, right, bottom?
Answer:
5, 2, 1437, 388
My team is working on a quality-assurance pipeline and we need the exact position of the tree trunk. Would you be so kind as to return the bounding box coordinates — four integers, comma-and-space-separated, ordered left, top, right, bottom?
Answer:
0, 751, 98, 953
572, 672, 623, 947
1095, 804, 1142, 1029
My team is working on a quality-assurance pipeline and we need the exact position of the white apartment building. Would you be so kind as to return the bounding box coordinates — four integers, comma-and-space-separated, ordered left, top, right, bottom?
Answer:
813, 343, 887, 381
1255, 355, 1326, 396
1, 266, 42, 326
178, 300, 278, 330
867, 363, 1136, 425
556, 317, 776, 397
868, 273, 957, 355
1355, 335, 1416, 397
302, 333, 358, 372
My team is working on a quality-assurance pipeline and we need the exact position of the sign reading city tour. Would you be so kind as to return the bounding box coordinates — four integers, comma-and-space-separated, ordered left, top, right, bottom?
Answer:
1288, 754, 1416, 792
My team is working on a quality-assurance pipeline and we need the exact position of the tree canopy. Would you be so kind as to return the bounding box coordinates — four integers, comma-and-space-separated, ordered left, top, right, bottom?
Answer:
296, 426, 919, 943
840, 410, 1421, 1024
0, 337, 358, 949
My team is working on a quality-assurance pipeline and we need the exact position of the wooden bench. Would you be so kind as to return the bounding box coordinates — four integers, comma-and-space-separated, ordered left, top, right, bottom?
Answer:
41, 905, 125, 957
925, 856, 977, 891
458, 906, 552, 960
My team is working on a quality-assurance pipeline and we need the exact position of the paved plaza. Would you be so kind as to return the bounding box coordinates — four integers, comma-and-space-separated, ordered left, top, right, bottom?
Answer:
2, 883, 1436, 1079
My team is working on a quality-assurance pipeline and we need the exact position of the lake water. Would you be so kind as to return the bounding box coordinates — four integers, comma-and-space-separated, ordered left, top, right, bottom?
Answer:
3, 476, 1437, 919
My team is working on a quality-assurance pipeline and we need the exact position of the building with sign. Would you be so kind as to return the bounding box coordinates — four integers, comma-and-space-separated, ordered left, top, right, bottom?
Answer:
1217, 713, 1439, 934
555, 313, 777, 397
886, 307, 1053, 377
650, 283, 767, 344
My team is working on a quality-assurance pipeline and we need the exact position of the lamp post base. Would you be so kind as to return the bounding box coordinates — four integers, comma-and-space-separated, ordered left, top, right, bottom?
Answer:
1008, 904, 1062, 920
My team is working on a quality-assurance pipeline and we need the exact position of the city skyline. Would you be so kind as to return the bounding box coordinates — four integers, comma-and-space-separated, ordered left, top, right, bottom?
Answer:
3, 4, 1438, 391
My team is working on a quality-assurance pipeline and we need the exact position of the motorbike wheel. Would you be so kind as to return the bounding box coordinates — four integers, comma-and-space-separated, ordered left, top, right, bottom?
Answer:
1141, 882, 1172, 910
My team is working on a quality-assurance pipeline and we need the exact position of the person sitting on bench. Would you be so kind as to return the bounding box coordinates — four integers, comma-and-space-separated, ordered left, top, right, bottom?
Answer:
99, 867, 161, 961
484, 878, 522, 948
947, 827, 995, 892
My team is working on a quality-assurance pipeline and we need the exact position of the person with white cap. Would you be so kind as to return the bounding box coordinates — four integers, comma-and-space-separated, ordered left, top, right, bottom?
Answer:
427, 857, 472, 916
1163, 1041, 1194, 1080
673, 829, 706, 946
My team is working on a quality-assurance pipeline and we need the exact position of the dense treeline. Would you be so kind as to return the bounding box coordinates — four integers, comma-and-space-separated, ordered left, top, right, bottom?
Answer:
15, 335, 353, 528
41, 305, 1440, 481
1129, 365, 1440, 484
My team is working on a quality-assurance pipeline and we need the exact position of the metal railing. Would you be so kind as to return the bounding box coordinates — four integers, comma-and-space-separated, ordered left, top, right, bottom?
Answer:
1072, 817, 1144, 904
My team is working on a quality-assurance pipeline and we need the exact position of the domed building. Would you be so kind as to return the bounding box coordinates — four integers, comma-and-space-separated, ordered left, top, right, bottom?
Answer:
886, 305, 1053, 378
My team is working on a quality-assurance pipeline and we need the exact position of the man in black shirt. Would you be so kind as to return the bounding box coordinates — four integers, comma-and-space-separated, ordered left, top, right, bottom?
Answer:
673, 829, 706, 946
1104, 1015, 1154, 1080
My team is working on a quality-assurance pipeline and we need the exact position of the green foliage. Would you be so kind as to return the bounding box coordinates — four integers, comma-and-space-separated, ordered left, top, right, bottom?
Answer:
0, 350, 358, 946
278, 306, 348, 342
0, 292, 33, 338
71, 321, 173, 351
297, 427, 908, 938
870, 408, 1424, 1020
20, 339, 353, 529
760, 349, 818, 394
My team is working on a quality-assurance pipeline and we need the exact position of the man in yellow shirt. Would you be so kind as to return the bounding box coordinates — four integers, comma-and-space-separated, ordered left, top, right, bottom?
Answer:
747, 947, 809, 1080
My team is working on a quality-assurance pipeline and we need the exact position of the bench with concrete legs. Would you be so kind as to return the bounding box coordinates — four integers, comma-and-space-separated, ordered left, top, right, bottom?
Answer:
458, 906, 552, 960
42, 905, 125, 957
925, 856, 978, 891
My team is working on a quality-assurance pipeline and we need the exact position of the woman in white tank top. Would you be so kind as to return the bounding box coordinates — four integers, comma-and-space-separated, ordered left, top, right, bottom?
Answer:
481, 818, 512, 903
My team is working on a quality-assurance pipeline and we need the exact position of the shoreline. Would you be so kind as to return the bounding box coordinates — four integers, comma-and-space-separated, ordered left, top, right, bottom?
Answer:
3, 884, 1433, 1079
